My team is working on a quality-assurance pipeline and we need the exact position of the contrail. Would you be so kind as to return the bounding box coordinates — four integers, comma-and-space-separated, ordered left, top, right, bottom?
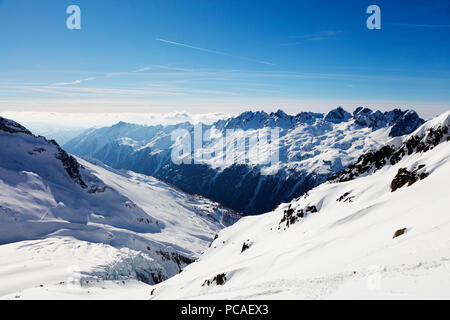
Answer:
156, 38, 275, 66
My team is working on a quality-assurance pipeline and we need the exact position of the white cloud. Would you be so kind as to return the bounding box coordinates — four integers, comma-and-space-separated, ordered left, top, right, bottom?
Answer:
51, 77, 96, 86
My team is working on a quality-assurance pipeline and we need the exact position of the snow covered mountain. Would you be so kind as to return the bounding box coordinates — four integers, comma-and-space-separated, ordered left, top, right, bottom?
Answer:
0, 117, 239, 297
64, 107, 425, 215
149, 111, 450, 299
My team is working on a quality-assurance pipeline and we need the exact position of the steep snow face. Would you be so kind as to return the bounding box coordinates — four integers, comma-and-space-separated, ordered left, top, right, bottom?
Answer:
150, 112, 450, 299
63, 107, 425, 214
0, 117, 239, 294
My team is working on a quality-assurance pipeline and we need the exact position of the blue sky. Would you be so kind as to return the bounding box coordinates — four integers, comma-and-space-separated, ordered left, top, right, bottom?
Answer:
0, 0, 449, 117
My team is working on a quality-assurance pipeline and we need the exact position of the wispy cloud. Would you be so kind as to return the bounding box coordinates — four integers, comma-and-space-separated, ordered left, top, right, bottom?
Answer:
156, 38, 275, 66
0, 82, 239, 98
132, 66, 154, 73
132, 65, 194, 73
51, 77, 96, 86
281, 31, 342, 46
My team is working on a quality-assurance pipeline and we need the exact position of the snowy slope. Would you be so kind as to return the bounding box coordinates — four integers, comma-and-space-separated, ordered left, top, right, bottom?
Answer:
0, 117, 239, 297
149, 111, 450, 300
64, 107, 425, 214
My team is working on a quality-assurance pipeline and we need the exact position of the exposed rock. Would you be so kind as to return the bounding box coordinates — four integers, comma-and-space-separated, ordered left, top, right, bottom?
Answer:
331, 124, 449, 184
353, 108, 425, 137
280, 205, 318, 227
156, 250, 195, 273
391, 165, 428, 192
136, 217, 152, 224
54, 146, 88, 189
203, 273, 227, 286
134, 269, 166, 285
88, 185, 108, 194
393, 228, 407, 239
0, 117, 32, 135
124, 201, 137, 208
208, 234, 219, 248
241, 242, 250, 253
336, 192, 354, 202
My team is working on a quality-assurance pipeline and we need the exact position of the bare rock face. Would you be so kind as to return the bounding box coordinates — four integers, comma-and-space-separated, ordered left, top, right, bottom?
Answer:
53, 143, 88, 189
391, 165, 428, 192
279, 204, 318, 228
203, 273, 227, 286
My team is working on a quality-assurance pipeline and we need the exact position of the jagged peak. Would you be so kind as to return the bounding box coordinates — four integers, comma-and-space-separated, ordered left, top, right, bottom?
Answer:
353, 106, 373, 117
388, 109, 424, 137
324, 107, 352, 123
294, 111, 323, 124
351, 107, 424, 137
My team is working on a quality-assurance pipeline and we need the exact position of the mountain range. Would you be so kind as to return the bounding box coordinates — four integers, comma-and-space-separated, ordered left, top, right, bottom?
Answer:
1, 108, 449, 299
64, 107, 425, 215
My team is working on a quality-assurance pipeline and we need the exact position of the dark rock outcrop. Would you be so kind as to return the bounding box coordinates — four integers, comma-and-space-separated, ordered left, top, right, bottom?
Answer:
0, 117, 32, 135
336, 192, 354, 203
241, 242, 250, 253
203, 273, 227, 286
393, 228, 407, 239
331, 124, 449, 184
391, 165, 428, 192
280, 204, 318, 228
53, 142, 88, 189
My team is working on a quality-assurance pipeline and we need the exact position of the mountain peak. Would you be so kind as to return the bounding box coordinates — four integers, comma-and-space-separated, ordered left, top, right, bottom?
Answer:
388, 109, 425, 137
324, 107, 352, 123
